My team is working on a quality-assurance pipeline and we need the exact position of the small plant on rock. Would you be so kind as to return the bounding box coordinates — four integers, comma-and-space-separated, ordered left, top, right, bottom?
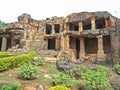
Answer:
114, 64, 120, 75
19, 62, 39, 80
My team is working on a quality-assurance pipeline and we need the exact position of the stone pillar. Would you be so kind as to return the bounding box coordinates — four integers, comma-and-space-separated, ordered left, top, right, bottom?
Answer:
79, 38, 85, 58
62, 34, 69, 50
79, 22, 83, 32
1, 37, 7, 51
64, 35, 70, 50
55, 38, 60, 50
29, 31, 33, 40
91, 17, 96, 30
64, 23, 69, 30
97, 35, 106, 62
105, 18, 111, 28
110, 30, 120, 64
52, 24, 55, 34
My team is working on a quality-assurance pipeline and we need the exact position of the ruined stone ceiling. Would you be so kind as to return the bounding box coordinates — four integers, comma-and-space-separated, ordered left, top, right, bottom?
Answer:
65, 11, 114, 23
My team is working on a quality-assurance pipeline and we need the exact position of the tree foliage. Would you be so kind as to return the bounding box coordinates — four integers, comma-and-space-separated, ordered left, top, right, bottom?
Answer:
0, 20, 5, 30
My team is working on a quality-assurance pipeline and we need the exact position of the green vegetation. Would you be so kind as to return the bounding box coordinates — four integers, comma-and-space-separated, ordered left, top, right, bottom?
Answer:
0, 20, 5, 31
0, 52, 36, 72
0, 51, 10, 55
34, 56, 45, 65
19, 63, 39, 80
82, 69, 110, 90
48, 85, 70, 90
55, 72, 73, 86
0, 83, 22, 90
96, 65, 113, 77
114, 64, 120, 75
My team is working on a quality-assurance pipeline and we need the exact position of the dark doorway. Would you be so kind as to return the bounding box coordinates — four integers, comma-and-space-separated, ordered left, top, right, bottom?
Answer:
46, 24, 52, 34
103, 35, 111, 54
48, 38, 55, 50
85, 38, 98, 54
55, 24, 60, 33
76, 39, 80, 59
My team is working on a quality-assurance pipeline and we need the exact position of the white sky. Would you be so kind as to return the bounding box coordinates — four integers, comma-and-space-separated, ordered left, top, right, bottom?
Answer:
0, 0, 120, 23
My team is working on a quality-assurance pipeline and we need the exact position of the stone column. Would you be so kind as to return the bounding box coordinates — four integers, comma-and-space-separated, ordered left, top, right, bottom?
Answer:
64, 35, 70, 50
105, 18, 111, 28
1, 37, 7, 51
64, 23, 69, 30
79, 22, 83, 32
91, 17, 96, 30
79, 38, 85, 58
55, 38, 60, 50
52, 24, 55, 34
97, 35, 106, 62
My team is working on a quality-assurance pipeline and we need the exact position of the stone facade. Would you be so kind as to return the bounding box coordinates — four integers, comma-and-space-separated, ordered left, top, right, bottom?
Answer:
1, 11, 120, 64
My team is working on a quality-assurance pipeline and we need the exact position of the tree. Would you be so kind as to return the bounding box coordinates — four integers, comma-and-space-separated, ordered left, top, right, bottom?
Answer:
0, 20, 5, 30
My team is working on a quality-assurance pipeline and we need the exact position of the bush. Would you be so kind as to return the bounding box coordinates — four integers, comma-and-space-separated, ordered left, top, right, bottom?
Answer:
55, 72, 73, 86
48, 85, 70, 90
34, 56, 45, 65
0, 83, 22, 90
114, 64, 120, 75
96, 65, 112, 77
82, 69, 110, 90
0, 51, 10, 55
73, 65, 88, 78
19, 63, 39, 80
0, 52, 36, 72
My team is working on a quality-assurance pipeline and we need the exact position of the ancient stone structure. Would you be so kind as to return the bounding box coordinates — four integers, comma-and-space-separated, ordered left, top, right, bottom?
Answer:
1, 11, 120, 64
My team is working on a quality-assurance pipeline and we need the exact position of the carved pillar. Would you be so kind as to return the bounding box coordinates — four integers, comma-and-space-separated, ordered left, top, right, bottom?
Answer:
97, 35, 106, 62
55, 38, 60, 50
64, 23, 69, 30
61, 34, 69, 50
105, 18, 111, 28
64, 35, 70, 50
1, 37, 7, 51
52, 24, 55, 34
91, 17, 96, 30
79, 22, 83, 32
79, 38, 85, 58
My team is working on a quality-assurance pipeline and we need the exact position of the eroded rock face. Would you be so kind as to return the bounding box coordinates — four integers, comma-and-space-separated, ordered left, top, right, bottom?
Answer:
56, 58, 76, 71
110, 75, 120, 90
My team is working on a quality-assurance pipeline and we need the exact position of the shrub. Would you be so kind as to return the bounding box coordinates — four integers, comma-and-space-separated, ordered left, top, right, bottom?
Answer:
0, 52, 36, 72
34, 56, 45, 65
55, 72, 73, 86
82, 69, 110, 90
114, 64, 120, 75
73, 65, 88, 78
19, 63, 39, 80
0, 51, 10, 55
48, 85, 70, 90
96, 65, 112, 77
0, 83, 22, 90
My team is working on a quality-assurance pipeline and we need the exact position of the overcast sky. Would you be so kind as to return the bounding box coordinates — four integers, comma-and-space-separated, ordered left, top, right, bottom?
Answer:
0, 0, 120, 23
